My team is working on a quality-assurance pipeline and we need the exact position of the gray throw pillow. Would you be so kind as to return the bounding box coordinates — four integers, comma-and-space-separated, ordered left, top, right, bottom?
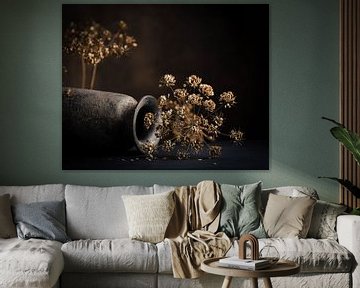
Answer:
307, 200, 347, 240
12, 200, 70, 243
218, 182, 266, 238
0, 194, 16, 238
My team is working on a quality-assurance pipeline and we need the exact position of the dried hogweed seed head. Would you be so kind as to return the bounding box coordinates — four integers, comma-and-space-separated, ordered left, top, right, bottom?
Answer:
162, 140, 175, 152
158, 95, 168, 108
126, 36, 138, 47
119, 20, 128, 30
206, 123, 219, 139
203, 99, 216, 112
187, 75, 202, 88
174, 88, 188, 102
209, 145, 222, 158
188, 93, 203, 106
230, 129, 245, 143
144, 112, 155, 130
220, 91, 236, 108
141, 140, 156, 159
159, 74, 176, 87
214, 116, 224, 127
177, 150, 189, 160
199, 84, 214, 97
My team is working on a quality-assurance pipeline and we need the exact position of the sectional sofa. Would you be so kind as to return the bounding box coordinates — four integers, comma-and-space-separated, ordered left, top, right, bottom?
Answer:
0, 183, 359, 288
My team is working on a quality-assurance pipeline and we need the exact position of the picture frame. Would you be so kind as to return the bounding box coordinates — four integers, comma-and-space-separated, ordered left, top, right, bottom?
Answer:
62, 4, 269, 170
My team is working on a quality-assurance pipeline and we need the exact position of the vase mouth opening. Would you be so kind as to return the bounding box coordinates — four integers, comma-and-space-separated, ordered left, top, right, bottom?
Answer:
133, 95, 161, 152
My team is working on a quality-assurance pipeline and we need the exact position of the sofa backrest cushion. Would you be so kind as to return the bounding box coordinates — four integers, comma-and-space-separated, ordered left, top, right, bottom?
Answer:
65, 185, 154, 239
261, 186, 319, 213
0, 184, 65, 204
0, 194, 17, 238
153, 184, 176, 194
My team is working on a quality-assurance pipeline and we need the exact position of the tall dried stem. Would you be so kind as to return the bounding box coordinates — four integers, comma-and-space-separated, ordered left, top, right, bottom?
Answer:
90, 64, 98, 90
81, 58, 86, 89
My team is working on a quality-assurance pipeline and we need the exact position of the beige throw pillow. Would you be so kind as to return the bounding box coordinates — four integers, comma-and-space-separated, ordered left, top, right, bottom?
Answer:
122, 191, 175, 243
263, 193, 316, 238
0, 194, 17, 238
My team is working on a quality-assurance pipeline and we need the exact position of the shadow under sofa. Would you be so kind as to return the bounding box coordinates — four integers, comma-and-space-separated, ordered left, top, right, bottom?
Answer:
0, 183, 359, 288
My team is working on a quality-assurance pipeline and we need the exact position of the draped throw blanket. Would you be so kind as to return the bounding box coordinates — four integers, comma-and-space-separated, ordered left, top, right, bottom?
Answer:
165, 180, 231, 278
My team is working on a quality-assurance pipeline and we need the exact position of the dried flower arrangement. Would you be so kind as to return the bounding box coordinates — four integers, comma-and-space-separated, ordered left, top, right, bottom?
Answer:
63, 22, 244, 161
142, 74, 245, 160
63, 21, 137, 89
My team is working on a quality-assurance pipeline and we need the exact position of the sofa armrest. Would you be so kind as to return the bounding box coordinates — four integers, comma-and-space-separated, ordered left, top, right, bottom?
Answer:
337, 215, 360, 288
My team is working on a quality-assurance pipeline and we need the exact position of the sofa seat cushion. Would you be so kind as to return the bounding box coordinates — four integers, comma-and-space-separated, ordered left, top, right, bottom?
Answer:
61, 273, 157, 288
62, 239, 158, 273
0, 238, 64, 288
156, 240, 173, 274
231, 238, 353, 273
259, 238, 353, 272
157, 238, 354, 274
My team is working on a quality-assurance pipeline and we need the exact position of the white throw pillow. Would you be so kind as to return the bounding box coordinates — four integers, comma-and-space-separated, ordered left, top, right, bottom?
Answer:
122, 191, 175, 243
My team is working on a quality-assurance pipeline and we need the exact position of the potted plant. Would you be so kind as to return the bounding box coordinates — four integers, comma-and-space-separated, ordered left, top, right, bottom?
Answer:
320, 117, 360, 215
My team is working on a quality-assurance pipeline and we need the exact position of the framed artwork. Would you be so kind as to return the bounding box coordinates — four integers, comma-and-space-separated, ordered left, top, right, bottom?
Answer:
62, 4, 269, 170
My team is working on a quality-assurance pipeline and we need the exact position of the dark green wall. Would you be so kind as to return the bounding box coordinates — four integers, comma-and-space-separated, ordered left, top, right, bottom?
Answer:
0, 0, 340, 202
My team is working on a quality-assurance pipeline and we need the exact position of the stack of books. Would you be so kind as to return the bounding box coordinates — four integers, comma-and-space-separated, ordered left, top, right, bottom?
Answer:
218, 257, 271, 270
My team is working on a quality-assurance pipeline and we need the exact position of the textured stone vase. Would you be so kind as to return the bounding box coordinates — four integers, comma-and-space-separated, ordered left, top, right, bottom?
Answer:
62, 87, 160, 155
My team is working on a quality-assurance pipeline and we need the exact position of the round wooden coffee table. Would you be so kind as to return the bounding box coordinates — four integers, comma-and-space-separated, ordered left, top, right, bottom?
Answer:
201, 257, 300, 288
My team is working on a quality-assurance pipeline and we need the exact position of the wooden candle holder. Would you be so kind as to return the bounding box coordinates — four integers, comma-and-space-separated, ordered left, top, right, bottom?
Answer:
238, 234, 259, 260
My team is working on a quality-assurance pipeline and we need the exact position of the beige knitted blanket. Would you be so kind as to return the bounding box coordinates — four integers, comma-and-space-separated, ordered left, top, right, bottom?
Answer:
165, 180, 231, 279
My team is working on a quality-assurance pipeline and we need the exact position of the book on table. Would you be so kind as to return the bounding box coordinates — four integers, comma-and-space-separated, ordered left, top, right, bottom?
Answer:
218, 257, 271, 270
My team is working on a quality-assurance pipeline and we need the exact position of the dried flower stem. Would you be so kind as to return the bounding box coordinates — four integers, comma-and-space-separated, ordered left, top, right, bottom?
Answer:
90, 64, 98, 90
81, 58, 86, 89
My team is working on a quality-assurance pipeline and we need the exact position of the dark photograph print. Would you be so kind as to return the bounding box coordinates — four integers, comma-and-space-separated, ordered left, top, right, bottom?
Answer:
62, 4, 269, 170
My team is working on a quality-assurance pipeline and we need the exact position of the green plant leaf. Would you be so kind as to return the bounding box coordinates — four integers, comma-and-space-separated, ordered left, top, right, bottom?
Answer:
318, 177, 360, 199
351, 208, 360, 215
322, 117, 360, 165
330, 127, 360, 165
